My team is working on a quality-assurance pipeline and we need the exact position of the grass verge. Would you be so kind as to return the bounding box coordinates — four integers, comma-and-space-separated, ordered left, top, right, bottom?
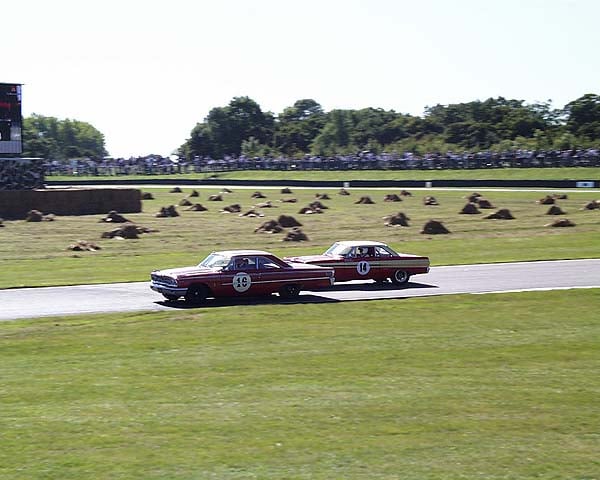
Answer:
2, 290, 599, 479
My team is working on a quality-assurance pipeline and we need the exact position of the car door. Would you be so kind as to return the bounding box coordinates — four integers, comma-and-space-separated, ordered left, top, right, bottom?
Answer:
221, 256, 262, 296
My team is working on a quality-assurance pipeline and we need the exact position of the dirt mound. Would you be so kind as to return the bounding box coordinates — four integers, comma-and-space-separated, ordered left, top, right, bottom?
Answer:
156, 205, 179, 217
315, 193, 331, 200
26, 210, 55, 222
188, 190, 200, 198
400, 190, 412, 197
421, 220, 450, 234
100, 210, 130, 223
385, 212, 410, 227
355, 196, 375, 204
546, 218, 576, 227
141, 192, 154, 200
251, 191, 267, 199
476, 198, 494, 209
222, 204, 242, 213
283, 227, 309, 242
537, 195, 555, 205
255, 201, 276, 209
339, 188, 351, 195
169, 187, 182, 193
309, 200, 329, 210
186, 203, 208, 212
582, 200, 600, 210
485, 209, 515, 220
546, 205, 566, 215
254, 219, 283, 233
298, 206, 323, 214
467, 192, 482, 203
423, 196, 439, 206
179, 198, 193, 206
384, 194, 402, 202
68, 240, 101, 251
101, 223, 157, 239
239, 209, 264, 218
460, 202, 481, 214
278, 215, 303, 228
279, 198, 298, 203
208, 194, 223, 201
281, 187, 293, 194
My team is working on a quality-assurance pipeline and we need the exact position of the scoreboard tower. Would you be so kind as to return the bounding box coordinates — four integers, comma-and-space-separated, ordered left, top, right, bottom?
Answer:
0, 82, 22, 154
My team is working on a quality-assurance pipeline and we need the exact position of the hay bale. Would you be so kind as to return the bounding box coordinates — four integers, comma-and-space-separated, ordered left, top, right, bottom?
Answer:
281, 187, 293, 194
0, 218, 4, 227
254, 201, 276, 208
400, 190, 412, 197
546, 218, 576, 227
155, 205, 179, 217
278, 215, 302, 228
251, 191, 267, 199
141, 192, 154, 200
315, 193, 331, 200
538, 195, 555, 205
279, 198, 298, 203
385, 212, 410, 227
169, 187, 182, 193
421, 220, 450, 234
179, 198, 193, 206
221, 188, 233, 193
100, 210, 130, 223
553, 194, 568, 200
25, 210, 43, 222
222, 204, 242, 213
484, 209, 515, 220
423, 196, 439, 206
101, 223, 157, 239
188, 190, 200, 198
339, 188, 351, 195
355, 196, 375, 204
384, 194, 402, 202
467, 192, 482, 203
283, 227, 309, 242
186, 203, 208, 212
254, 219, 283, 233
460, 202, 481, 214
309, 200, 328, 210
546, 205, 566, 215
208, 194, 223, 201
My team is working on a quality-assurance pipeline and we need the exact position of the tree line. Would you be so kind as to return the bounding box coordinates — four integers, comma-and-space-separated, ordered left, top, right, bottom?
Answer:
20, 94, 600, 161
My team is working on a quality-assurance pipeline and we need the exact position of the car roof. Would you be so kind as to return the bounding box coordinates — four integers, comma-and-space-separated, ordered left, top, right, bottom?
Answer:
213, 249, 272, 256
332, 241, 388, 248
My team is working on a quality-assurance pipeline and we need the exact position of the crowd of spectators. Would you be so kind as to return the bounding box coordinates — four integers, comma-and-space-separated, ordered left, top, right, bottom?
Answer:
43, 149, 600, 176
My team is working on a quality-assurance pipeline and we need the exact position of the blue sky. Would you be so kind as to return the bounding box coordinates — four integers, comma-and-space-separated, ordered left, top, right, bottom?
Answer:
8, 0, 600, 157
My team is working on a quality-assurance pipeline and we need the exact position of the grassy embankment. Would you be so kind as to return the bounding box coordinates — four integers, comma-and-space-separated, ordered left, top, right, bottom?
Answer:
48, 166, 600, 182
1, 187, 599, 288
2, 290, 599, 479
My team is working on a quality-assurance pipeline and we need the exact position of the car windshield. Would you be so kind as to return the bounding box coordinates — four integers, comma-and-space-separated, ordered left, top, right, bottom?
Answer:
324, 243, 352, 256
198, 253, 230, 269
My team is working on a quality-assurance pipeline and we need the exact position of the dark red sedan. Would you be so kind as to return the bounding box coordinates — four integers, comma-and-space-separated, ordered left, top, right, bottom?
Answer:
151, 249, 335, 303
284, 241, 430, 285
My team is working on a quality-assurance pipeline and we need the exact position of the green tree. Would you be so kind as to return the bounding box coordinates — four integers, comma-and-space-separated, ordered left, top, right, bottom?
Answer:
564, 93, 600, 141
274, 99, 325, 155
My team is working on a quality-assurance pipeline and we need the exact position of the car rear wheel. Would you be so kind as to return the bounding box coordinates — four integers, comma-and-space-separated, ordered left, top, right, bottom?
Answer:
185, 285, 208, 304
279, 284, 301, 299
391, 270, 410, 285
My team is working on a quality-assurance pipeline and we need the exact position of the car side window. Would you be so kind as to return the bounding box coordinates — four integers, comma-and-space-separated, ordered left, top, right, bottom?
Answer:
232, 256, 256, 270
375, 246, 392, 256
257, 256, 281, 269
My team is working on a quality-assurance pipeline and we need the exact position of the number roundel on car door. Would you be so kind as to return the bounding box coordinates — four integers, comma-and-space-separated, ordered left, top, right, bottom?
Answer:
356, 261, 371, 275
232, 272, 252, 292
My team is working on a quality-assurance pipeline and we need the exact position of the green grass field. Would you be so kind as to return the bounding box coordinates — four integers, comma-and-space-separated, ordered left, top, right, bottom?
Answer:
2, 290, 599, 479
1, 187, 599, 288
48, 166, 600, 182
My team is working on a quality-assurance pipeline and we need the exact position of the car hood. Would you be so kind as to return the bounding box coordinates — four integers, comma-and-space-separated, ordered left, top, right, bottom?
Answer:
285, 254, 340, 263
153, 266, 217, 278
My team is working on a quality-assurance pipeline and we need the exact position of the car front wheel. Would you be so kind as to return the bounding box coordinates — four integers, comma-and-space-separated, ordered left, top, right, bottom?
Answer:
279, 284, 301, 299
391, 270, 410, 285
185, 285, 208, 304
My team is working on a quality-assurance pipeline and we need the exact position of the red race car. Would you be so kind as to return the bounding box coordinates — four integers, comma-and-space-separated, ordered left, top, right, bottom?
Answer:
151, 249, 335, 303
284, 241, 430, 285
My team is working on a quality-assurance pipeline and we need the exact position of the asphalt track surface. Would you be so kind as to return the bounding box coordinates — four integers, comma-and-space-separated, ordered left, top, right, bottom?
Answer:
1, 259, 599, 321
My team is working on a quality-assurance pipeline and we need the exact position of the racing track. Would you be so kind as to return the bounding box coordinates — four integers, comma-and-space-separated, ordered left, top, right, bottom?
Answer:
1, 259, 599, 321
